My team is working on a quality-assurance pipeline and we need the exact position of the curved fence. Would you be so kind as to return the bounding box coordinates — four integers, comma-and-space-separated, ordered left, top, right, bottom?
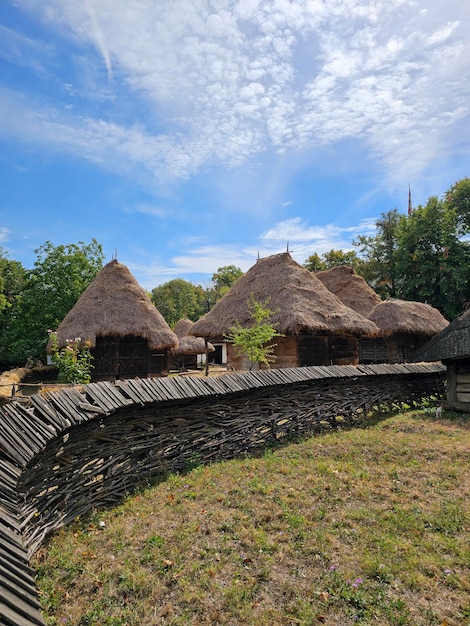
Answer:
0, 363, 445, 625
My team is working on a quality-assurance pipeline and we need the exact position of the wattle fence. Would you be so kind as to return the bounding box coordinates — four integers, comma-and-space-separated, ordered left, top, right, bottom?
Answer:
0, 362, 445, 626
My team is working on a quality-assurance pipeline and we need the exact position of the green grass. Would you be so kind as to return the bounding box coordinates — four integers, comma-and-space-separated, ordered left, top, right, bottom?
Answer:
33, 409, 470, 625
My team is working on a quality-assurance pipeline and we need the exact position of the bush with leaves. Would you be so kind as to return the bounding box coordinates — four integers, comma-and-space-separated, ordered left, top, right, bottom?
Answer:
224, 294, 283, 370
48, 331, 94, 384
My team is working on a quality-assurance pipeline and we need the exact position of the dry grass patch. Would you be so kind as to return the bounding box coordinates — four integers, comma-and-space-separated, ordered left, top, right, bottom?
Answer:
33, 410, 470, 625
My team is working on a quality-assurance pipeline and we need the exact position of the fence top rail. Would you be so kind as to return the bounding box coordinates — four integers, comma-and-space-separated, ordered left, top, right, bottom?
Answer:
0, 363, 446, 464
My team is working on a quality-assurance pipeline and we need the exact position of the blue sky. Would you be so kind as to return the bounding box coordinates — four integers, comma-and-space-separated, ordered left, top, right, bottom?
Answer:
1, 0, 469, 291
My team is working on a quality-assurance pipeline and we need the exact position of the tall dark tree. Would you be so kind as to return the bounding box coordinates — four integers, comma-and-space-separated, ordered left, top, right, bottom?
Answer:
0, 248, 26, 312
354, 209, 402, 298
0, 239, 104, 365
445, 177, 470, 233
395, 197, 470, 319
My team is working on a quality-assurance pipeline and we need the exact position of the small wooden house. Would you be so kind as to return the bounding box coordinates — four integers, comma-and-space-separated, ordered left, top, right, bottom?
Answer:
49, 260, 178, 381
190, 252, 378, 370
367, 299, 448, 364
170, 319, 214, 371
415, 307, 470, 412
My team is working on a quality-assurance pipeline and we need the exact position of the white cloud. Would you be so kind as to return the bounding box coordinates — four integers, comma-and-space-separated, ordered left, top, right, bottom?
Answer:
0, 23, 53, 72
261, 216, 377, 258
128, 204, 171, 219
5, 0, 470, 188
128, 215, 379, 289
0, 227, 11, 243
126, 244, 257, 289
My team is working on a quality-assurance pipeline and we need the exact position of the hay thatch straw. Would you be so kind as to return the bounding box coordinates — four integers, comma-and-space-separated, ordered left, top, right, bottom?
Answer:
315, 265, 381, 317
172, 319, 214, 356
190, 252, 379, 339
368, 299, 449, 337
415, 307, 470, 362
48, 260, 178, 351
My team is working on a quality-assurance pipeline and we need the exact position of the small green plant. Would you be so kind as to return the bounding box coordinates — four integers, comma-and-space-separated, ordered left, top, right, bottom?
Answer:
48, 330, 94, 384
224, 293, 284, 370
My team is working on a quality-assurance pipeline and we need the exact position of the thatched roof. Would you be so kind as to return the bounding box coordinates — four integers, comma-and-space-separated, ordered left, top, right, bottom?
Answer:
367, 299, 449, 338
190, 252, 379, 339
414, 307, 470, 362
315, 265, 381, 317
171, 319, 214, 356
49, 260, 178, 351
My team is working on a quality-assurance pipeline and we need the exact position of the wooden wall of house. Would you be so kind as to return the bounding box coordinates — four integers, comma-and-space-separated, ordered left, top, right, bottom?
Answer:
330, 335, 360, 365
150, 352, 169, 377
226, 334, 360, 370
445, 358, 470, 412
360, 338, 388, 364
297, 335, 328, 366
169, 354, 198, 371
298, 334, 359, 366
226, 336, 298, 370
93, 335, 169, 380
384, 334, 431, 364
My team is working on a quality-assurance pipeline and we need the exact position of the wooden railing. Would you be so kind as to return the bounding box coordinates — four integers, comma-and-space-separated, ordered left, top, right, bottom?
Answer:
0, 363, 445, 625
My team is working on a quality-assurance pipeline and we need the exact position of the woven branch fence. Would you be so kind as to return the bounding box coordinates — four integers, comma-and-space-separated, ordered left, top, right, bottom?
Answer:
0, 363, 445, 625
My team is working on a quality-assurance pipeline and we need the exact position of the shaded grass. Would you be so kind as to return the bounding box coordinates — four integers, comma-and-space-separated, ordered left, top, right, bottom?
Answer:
33, 410, 470, 625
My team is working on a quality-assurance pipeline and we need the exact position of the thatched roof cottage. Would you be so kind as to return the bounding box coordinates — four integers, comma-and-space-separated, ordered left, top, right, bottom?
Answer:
415, 307, 470, 412
190, 252, 378, 370
367, 299, 449, 364
314, 266, 448, 364
170, 318, 214, 370
49, 260, 178, 380
315, 265, 381, 317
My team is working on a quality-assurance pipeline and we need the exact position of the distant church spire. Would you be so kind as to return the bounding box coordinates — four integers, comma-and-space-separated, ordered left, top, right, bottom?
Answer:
408, 185, 413, 215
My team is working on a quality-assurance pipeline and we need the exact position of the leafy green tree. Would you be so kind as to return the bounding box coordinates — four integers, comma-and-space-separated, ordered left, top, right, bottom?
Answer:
354, 209, 402, 298
445, 177, 470, 233
395, 197, 470, 319
303, 252, 326, 272
212, 265, 243, 293
204, 265, 244, 310
0, 239, 104, 365
0, 248, 26, 312
321, 249, 361, 269
224, 294, 283, 370
150, 279, 206, 328
304, 250, 360, 272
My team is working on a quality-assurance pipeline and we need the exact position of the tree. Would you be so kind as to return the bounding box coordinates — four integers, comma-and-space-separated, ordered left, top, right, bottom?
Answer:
321, 249, 361, 270
224, 294, 283, 370
354, 209, 402, 298
203, 265, 244, 310
395, 197, 470, 319
0, 239, 104, 365
303, 252, 326, 272
211, 265, 243, 293
445, 177, 470, 233
0, 248, 26, 313
150, 279, 206, 328
303, 250, 360, 272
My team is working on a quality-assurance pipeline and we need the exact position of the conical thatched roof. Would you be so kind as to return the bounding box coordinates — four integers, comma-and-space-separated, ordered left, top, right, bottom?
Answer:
367, 299, 449, 338
315, 265, 381, 317
172, 319, 214, 356
50, 260, 178, 351
190, 252, 379, 339
414, 307, 470, 362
